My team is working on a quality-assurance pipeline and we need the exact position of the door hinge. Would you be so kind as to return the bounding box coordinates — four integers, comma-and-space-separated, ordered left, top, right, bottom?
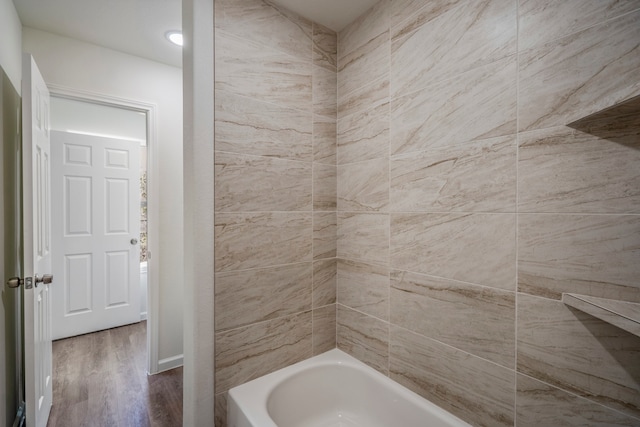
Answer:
12, 401, 25, 427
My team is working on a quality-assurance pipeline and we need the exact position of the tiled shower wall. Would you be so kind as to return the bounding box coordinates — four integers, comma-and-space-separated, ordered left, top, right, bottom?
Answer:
336, 1, 640, 427
213, 0, 640, 426
213, 0, 337, 425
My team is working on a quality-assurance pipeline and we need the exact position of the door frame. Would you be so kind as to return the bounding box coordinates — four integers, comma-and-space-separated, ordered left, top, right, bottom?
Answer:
46, 83, 161, 374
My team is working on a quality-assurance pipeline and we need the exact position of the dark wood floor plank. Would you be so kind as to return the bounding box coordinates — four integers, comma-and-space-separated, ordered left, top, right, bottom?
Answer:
46, 321, 183, 427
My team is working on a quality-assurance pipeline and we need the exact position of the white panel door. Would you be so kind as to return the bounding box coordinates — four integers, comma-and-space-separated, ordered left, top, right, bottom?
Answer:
22, 53, 53, 427
51, 130, 141, 339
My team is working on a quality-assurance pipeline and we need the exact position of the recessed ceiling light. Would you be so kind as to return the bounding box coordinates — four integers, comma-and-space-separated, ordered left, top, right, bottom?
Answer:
165, 31, 183, 47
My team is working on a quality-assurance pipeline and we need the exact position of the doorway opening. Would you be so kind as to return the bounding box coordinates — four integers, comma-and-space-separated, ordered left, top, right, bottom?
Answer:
47, 87, 160, 374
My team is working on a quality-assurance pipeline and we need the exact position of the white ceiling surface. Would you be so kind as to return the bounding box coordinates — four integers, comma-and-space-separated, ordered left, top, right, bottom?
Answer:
13, 0, 377, 68
14, 0, 183, 67
270, 0, 378, 32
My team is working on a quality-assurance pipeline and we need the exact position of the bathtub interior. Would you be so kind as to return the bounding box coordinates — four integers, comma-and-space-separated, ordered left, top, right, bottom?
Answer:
267, 364, 451, 427
228, 349, 471, 427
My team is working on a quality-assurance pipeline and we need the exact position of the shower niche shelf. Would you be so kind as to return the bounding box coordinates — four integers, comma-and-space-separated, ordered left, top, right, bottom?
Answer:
567, 94, 640, 128
562, 293, 640, 337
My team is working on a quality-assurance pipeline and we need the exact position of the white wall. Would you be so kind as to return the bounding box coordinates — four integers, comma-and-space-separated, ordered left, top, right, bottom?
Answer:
0, 0, 22, 92
0, 0, 22, 424
22, 27, 184, 370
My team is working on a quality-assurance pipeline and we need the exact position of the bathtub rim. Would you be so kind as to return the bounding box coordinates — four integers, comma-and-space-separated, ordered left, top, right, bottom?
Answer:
227, 348, 472, 427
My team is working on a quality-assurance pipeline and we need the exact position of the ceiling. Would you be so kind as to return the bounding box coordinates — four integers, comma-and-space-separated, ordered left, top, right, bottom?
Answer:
270, 0, 378, 32
13, 0, 378, 68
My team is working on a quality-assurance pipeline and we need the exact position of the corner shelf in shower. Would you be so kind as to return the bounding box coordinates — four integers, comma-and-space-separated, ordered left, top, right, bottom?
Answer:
562, 293, 640, 338
567, 94, 640, 128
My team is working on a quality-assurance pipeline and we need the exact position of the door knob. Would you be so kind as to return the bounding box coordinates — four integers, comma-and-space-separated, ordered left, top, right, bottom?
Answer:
131, 238, 139, 245
6, 277, 23, 288
35, 274, 53, 286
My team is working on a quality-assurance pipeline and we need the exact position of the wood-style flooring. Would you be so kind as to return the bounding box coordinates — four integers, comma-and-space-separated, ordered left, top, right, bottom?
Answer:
46, 321, 183, 427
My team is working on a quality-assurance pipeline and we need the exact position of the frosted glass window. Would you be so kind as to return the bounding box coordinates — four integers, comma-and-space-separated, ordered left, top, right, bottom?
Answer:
50, 96, 147, 145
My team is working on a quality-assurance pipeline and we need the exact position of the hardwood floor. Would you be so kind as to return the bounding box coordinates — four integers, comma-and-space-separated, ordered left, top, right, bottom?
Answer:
46, 321, 183, 427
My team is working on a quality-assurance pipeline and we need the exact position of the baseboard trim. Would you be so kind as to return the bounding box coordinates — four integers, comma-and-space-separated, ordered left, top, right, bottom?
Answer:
140, 311, 147, 321
156, 354, 183, 373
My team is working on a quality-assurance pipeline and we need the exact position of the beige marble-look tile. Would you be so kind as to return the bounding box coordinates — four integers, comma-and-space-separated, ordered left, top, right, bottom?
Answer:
313, 304, 337, 355
518, 214, 640, 302
518, 123, 640, 214
390, 270, 515, 368
215, 30, 312, 112
313, 259, 336, 307
337, 212, 390, 265
391, 0, 516, 98
519, 10, 640, 132
338, 0, 389, 60
313, 65, 337, 119
391, 213, 516, 291
338, 31, 389, 101
517, 294, 640, 418
337, 304, 389, 375
390, 135, 516, 212
313, 22, 337, 71
215, 151, 312, 212
313, 212, 336, 260
338, 78, 389, 121
214, 263, 312, 332
337, 259, 389, 321
390, 326, 515, 427
215, 212, 312, 272
313, 163, 337, 211
337, 157, 389, 212
519, 0, 640, 51
390, 0, 463, 33
516, 374, 640, 427
390, 55, 516, 156
215, 89, 312, 162
337, 102, 389, 165
215, 0, 312, 59
313, 115, 336, 165
215, 311, 312, 392
214, 392, 227, 427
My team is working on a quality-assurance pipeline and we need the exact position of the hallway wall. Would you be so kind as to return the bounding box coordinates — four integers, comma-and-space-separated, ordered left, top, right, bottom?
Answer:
0, 0, 22, 91
0, 0, 22, 423
22, 28, 185, 372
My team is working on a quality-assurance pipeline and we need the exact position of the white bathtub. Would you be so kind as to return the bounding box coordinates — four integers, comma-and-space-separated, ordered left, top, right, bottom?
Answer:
140, 261, 148, 320
228, 349, 471, 427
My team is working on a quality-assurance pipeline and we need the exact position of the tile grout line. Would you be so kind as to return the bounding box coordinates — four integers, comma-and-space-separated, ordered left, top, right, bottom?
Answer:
516, 370, 640, 424
216, 307, 319, 336
309, 25, 328, 355
215, 88, 318, 119
386, 12, 392, 377
514, 0, 520, 424
311, 22, 315, 355
518, 7, 640, 55
335, 23, 344, 348
389, 322, 516, 373
214, 149, 316, 166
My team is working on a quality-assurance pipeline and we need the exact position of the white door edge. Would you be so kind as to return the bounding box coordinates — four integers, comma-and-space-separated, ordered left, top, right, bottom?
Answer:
22, 52, 53, 427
